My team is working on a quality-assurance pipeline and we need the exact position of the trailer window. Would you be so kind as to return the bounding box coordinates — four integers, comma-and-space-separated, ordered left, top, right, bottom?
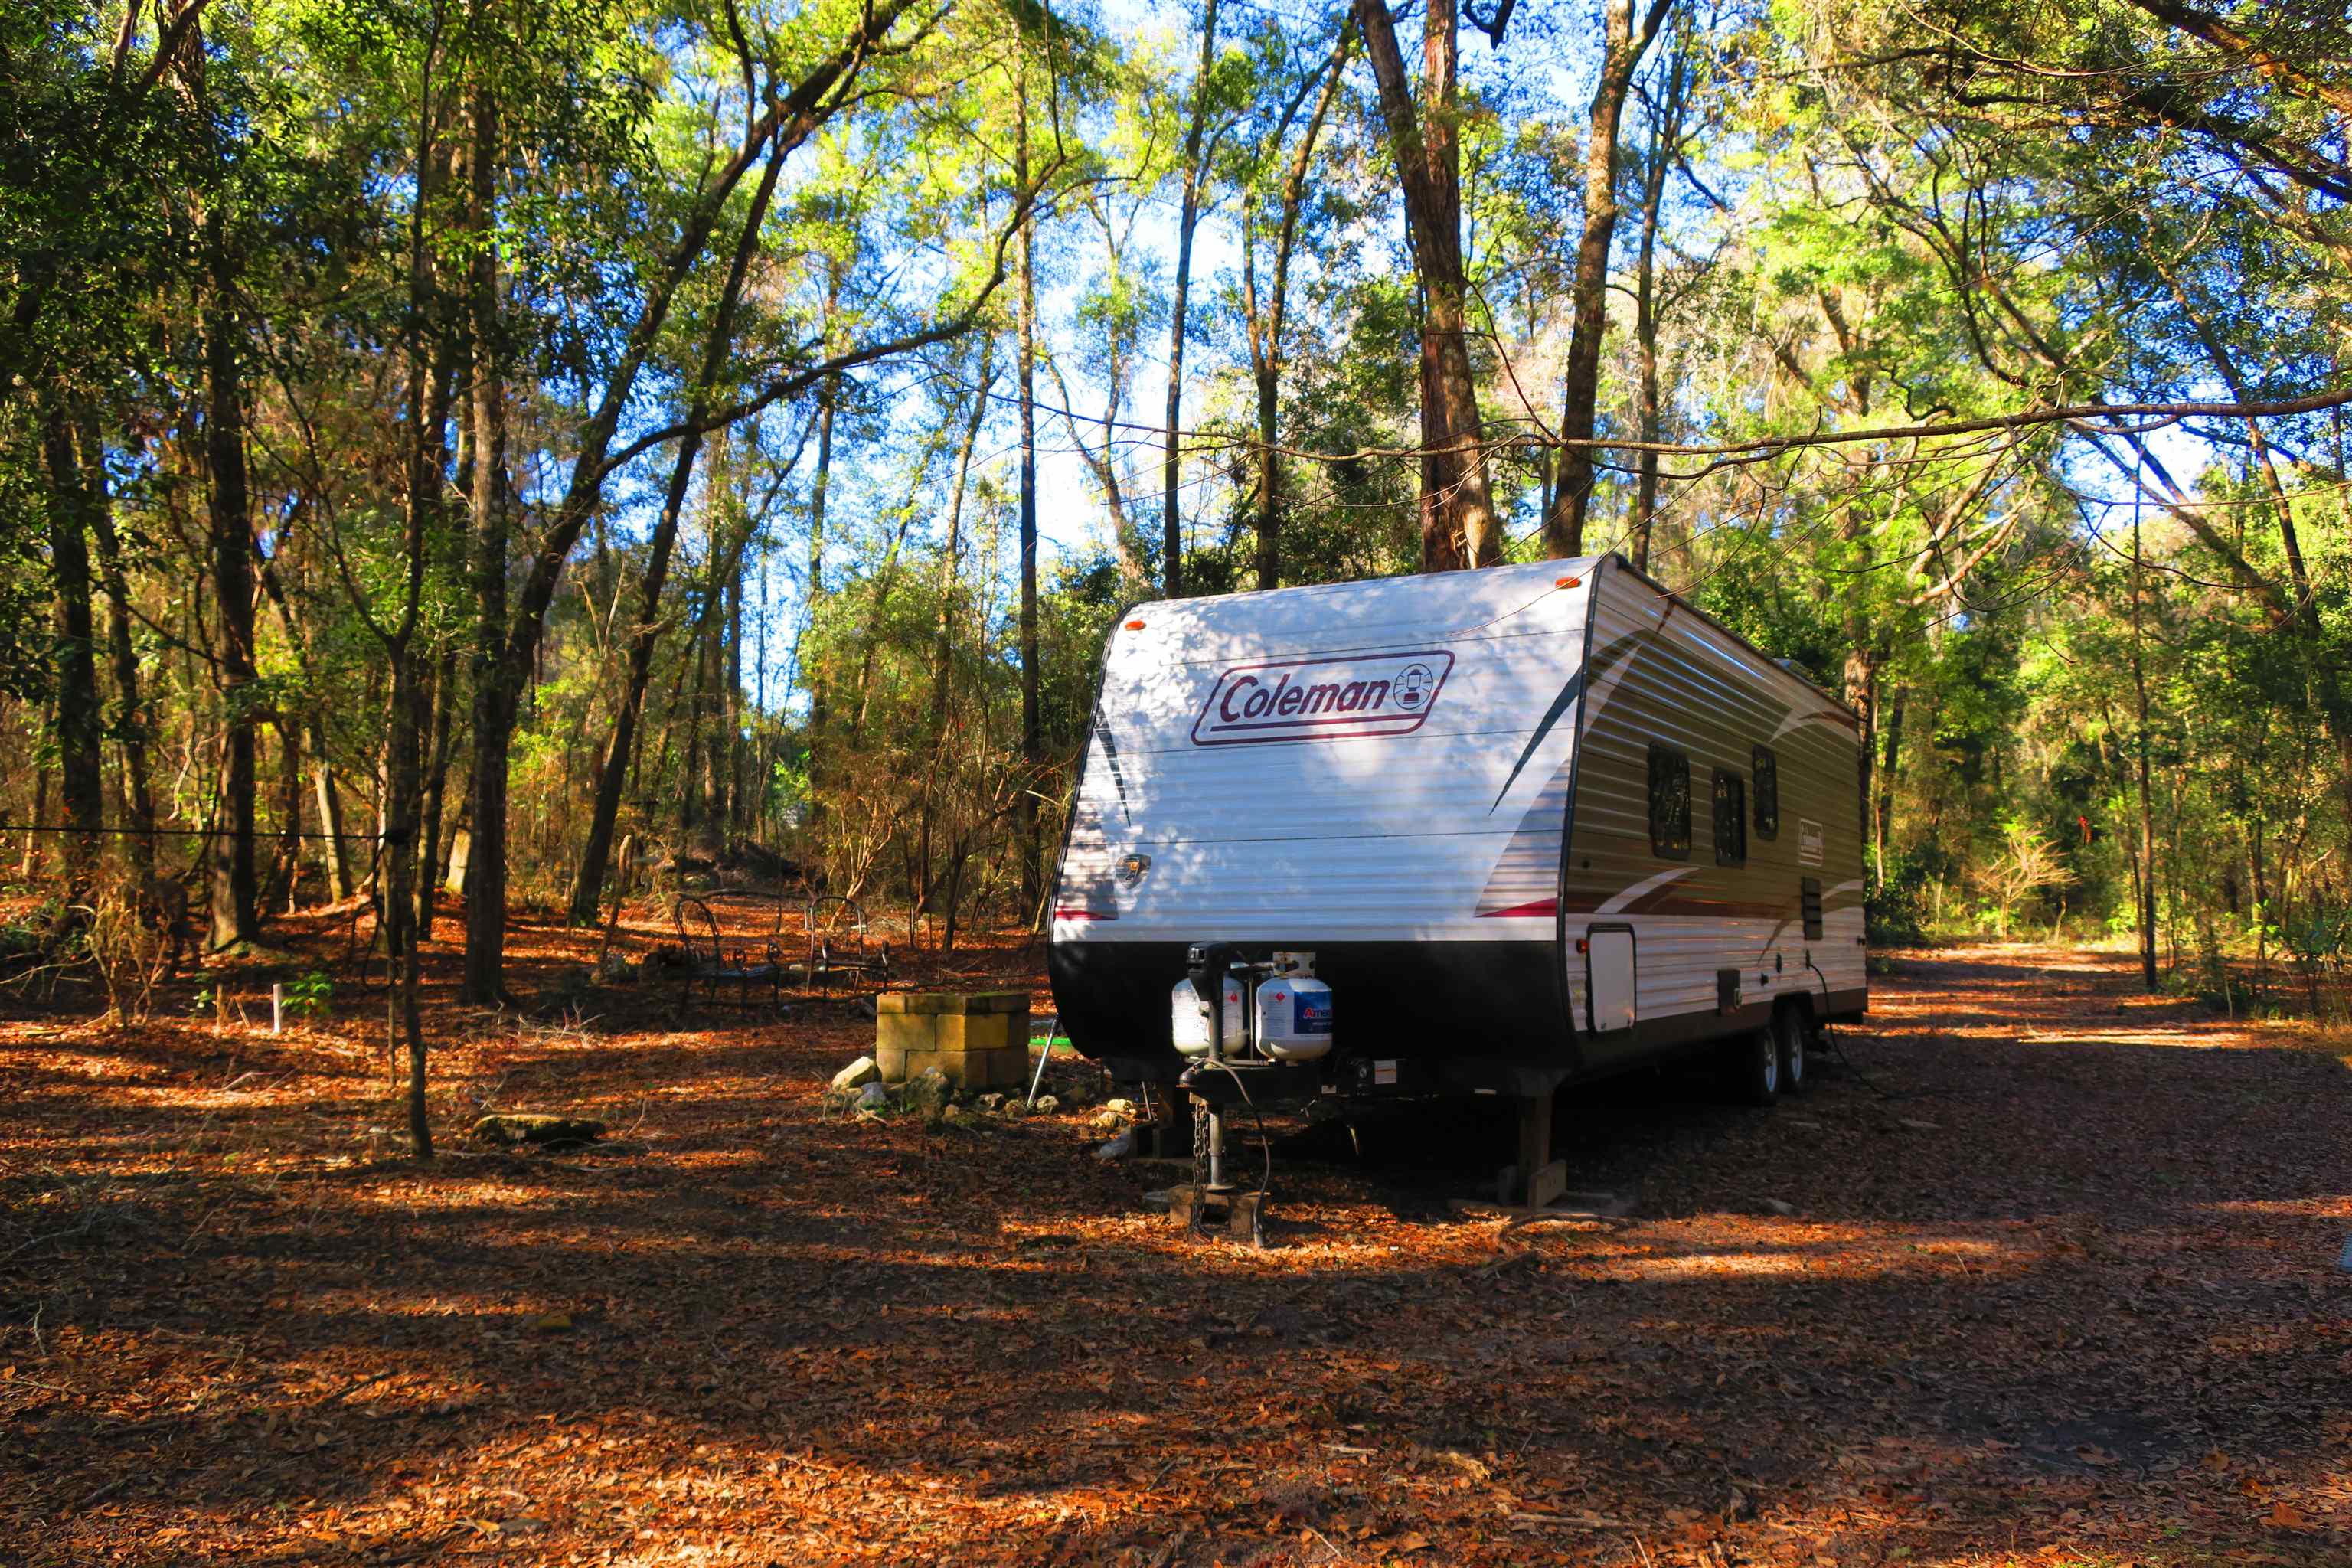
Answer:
1646, 745, 1690, 859
1752, 745, 1779, 839
1713, 769, 1747, 867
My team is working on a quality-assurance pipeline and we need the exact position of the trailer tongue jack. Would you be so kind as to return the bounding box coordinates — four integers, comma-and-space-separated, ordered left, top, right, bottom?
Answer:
1163, 943, 1328, 1246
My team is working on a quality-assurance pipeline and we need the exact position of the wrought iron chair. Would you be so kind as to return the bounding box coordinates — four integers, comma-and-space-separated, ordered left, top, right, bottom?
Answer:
799, 895, 892, 995
671, 895, 784, 1013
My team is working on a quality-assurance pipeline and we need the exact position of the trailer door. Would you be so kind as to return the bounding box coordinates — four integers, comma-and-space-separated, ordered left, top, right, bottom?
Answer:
1585, 926, 1637, 1033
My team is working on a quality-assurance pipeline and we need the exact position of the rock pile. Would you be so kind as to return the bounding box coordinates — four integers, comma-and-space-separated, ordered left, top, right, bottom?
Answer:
819, 1049, 1131, 1136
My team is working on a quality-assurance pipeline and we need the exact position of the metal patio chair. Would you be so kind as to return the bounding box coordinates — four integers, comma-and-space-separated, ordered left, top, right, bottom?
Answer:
799, 895, 892, 995
671, 894, 784, 1014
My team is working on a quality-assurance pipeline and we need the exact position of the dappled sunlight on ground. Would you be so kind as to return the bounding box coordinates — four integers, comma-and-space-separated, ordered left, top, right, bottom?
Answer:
4, 926, 2347, 1565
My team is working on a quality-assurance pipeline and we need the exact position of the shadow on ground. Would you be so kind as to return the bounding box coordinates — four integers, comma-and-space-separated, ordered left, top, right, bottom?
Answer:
3, 936, 2345, 1566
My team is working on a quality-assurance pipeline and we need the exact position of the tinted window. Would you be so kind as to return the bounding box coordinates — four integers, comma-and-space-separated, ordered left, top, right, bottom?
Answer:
1752, 745, 1779, 839
1646, 745, 1690, 859
1713, 769, 1747, 867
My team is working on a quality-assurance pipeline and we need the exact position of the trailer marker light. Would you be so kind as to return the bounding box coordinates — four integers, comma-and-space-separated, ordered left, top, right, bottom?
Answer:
1556, 575, 1581, 588
1124, 619, 1145, 630
1574, 938, 1589, 954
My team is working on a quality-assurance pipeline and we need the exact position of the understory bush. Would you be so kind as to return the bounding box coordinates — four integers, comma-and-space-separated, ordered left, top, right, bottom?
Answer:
1867, 851, 1934, 946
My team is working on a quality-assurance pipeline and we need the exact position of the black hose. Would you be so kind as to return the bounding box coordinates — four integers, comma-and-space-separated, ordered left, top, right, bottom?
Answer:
1805, 956, 1890, 1099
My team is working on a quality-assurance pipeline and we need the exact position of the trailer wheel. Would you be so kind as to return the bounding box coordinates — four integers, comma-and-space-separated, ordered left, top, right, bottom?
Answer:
1772, 1007, 1810, 1094
1723, 1026, 1779, 1106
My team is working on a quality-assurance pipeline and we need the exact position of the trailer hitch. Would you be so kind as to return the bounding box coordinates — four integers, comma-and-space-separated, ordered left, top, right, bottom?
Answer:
1177, 1058, 1317, 1107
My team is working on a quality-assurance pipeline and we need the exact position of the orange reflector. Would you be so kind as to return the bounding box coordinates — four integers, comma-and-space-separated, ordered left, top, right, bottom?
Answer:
1574, 938, 1589, 954
1124, 619, 1145, 630
1556, 575, 1581, 589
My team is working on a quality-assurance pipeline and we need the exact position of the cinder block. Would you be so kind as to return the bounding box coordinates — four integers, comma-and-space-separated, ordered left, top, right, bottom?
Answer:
937, 1012, 1018, 1054
939, 1046, 1001, 1090
877, 1014, 939, 1081
956, 991, 1030, 1016
912, 1045, 1021, 1090
879, 991, 955, 1015
877, 998, 1031, 1084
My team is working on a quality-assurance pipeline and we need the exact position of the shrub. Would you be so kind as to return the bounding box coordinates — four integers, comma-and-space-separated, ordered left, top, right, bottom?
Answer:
1867, 850, 1934, 946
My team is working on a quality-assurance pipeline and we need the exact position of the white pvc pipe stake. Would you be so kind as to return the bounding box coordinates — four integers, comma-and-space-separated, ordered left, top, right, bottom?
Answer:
271, 983, 283, 1035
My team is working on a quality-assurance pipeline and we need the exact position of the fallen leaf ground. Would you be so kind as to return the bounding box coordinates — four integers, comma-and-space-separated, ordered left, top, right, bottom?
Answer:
3, 912, 2347, 1567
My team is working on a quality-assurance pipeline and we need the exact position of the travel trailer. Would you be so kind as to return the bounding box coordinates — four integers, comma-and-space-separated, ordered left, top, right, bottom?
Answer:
1047, 554, 1867, 1194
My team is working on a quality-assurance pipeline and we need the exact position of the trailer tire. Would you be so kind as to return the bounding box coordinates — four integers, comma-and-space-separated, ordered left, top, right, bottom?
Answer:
1723, 1026, 1779, 1106
1772, 1006, 1810, 1095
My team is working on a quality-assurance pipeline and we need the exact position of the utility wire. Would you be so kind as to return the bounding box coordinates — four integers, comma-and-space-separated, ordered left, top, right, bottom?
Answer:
2, 820, 393, 843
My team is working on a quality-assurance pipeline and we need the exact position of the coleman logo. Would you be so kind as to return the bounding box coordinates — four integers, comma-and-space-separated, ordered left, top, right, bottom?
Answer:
1190, 651, 1455, 746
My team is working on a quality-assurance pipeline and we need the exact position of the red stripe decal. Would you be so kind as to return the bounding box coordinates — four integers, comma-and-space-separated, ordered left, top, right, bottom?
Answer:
1053, 908, 1117, 921
1478, 899, 1558, 919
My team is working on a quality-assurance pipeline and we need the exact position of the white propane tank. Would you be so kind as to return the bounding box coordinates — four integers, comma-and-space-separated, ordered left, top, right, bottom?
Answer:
1171, 977, 1246, 1057
1253, 975, 1333, 1061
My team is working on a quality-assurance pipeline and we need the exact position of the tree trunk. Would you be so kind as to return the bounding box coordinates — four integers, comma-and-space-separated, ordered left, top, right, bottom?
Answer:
444, 0, 964, 988
1246, 22, 1350, 593
1844, 648, 1877, 853
383, 39, 453, 1157
1628, 61, 1681, 572
2152, 262, 2352, 838
916, 348, 994, 924
1876, 687, 1904, 873
1161, 0, 1221, 597
567, 138, 786, 919
415, 643, 457, 935
2251, 812, 2268, 977
1353, 0, 1501, 570
460, 62, 513, 1004
204, 232, 261, 948
251, 501, 359, 910
724, 459, 743, 841
1016, 71, 1044, 922
805, 369, 838, 838
2132, 496, 2158, 990
22, 751, 48, 880
1253, 362, 1282, 590
1544, 0, 1670, 559
80, 410, 157, 893
850, 428, 952, 742
311, 733, 353, 900
681, 610, 710, 840
38, 407, 106, 906
272, 720, 302, 909
383, 629, 433, 1158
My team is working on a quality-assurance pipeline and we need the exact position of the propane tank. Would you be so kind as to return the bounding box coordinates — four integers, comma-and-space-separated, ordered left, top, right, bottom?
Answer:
1171, 976, 1245, 1057
1253, 975, 1334, 1061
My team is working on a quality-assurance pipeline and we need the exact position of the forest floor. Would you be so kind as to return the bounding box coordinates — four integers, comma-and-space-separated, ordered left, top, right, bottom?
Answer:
2, 910, 2347, 1567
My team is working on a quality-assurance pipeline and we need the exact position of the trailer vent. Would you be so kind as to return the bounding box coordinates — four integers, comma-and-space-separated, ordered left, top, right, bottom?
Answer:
1801, 876, 1823, 942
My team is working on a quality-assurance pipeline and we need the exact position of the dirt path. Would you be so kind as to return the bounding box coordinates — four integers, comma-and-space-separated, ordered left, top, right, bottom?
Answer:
2, 939, 2345, 1566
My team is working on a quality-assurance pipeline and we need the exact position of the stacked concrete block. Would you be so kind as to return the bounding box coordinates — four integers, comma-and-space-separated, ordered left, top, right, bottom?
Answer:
875, 991, 1031, 1089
